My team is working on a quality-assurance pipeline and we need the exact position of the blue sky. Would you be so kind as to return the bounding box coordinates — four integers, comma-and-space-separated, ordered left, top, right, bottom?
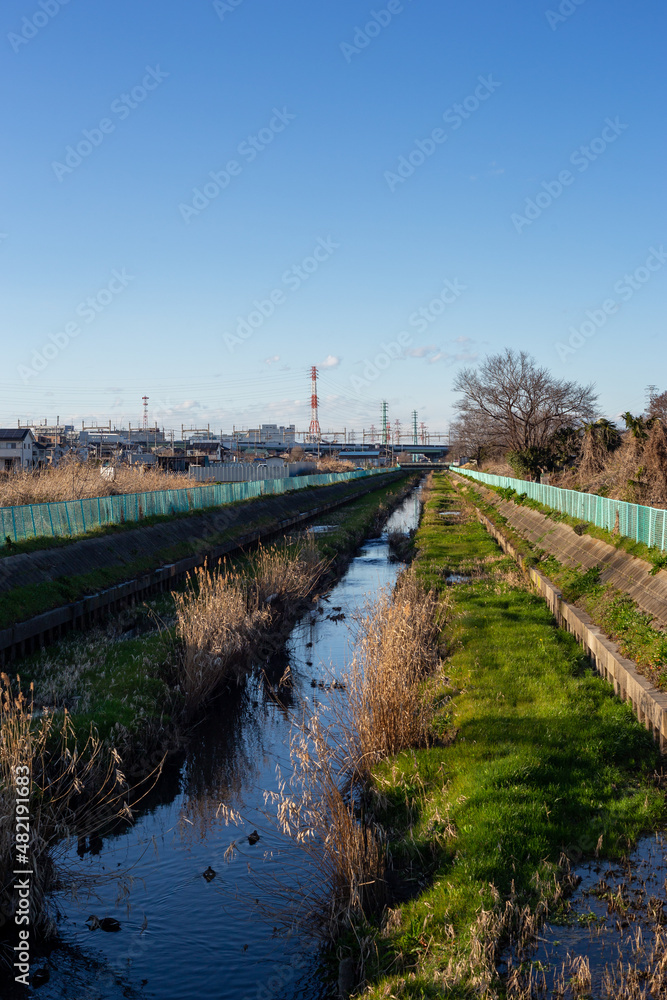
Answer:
1, 0, 665, 436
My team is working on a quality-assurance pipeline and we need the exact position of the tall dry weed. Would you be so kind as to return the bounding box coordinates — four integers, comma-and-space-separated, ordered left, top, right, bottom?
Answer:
340, 569, 444, 780
174, 538, 328, 715
174, 567, 271, 714
264, 712, 387, 935
0, 674, 145, 948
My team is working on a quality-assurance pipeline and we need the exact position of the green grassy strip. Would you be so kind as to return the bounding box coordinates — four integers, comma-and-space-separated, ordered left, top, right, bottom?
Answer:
454, 475, 667, 692
361, 474, 663, 998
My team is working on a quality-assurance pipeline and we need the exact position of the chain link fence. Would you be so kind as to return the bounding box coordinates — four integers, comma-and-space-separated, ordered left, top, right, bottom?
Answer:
455, 467, 667, 551
0, 469, 394, 543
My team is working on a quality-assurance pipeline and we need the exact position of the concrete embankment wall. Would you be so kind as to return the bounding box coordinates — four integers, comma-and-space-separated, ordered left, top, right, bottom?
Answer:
457, 475, 667, 628
0, 472, 403, 664
450, 476, 667, 750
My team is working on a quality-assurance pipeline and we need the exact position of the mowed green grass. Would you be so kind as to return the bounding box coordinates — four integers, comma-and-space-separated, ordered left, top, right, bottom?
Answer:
363, 474, 663, 998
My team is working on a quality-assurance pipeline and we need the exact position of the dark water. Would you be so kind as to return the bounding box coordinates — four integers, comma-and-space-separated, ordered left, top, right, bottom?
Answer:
501, 831, 667, 997
28, 489, 423, 1000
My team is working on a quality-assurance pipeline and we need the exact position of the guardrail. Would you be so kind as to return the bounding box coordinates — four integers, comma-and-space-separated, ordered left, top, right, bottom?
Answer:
0, 469, 394, 543
455, 468, 667, 551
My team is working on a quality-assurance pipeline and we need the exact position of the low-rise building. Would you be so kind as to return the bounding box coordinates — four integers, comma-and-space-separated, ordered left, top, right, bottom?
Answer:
0, 428, 37, 470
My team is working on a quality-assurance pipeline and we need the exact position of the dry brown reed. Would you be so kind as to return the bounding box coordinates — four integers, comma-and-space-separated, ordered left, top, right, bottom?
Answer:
316, 457, 355, 473
254, 569, 444, 938
338, 569, 444, 781
0, 457, 194, 507
556, 422, 667, 508
0, 673, 148, 947
174, 537, 328, 715
173, 567, 271, 715
264, 712, 387, 936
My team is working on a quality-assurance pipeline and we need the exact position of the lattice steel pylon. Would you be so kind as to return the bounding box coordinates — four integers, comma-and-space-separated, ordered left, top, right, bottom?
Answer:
142, 396, 149, 431
308, 367, 321, 442
381, 401, 388, 446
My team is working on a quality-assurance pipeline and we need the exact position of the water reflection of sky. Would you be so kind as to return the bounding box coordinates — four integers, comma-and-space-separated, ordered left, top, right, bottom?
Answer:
31, 490, 422, 1000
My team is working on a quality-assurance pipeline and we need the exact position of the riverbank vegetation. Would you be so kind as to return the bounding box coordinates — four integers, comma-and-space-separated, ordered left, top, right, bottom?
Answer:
0, 456, 193, 506
455, 475, 667, 693
0, 480, 416, 950
450, 348, 667, 509
175, 537, 328, 715
0, 673, 159, 962
316, 474, 664, 997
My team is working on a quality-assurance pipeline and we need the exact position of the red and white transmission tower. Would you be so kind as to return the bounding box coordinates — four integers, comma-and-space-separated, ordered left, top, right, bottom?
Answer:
142, 396, 149, 431
308, 366, 321, 442
394, 419, 401, 445
420, 421, 427, 444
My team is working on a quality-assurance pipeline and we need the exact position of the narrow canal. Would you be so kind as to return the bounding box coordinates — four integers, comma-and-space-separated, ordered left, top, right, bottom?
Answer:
33, 486, 424, 1000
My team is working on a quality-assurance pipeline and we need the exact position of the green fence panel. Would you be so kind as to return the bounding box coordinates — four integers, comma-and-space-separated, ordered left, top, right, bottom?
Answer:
0, 468, 394, 542
454, 467, 667, 551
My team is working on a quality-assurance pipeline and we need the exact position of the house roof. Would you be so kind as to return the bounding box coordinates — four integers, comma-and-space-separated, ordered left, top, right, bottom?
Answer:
0, 428, 33, 441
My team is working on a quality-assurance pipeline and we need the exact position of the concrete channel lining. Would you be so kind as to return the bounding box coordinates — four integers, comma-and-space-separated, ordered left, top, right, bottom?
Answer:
470, 506, 667, 751
0, 472, 403, 665
460, 478, 667, 629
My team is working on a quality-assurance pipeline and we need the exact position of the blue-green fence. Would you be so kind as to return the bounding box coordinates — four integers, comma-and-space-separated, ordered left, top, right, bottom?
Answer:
0, 469, 394, 543
455, 467, 667, 551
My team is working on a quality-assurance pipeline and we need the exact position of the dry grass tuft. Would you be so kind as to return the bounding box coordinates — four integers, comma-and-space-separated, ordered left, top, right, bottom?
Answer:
0, 673, 149, 948
174, 567, 271, 715
266, 712, 388, 936
0, 457, 194, 507
174, 537, 328, 715
339, 569, 445, 781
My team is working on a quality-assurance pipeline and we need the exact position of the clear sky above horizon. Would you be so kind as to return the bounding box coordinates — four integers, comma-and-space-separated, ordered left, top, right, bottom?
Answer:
1, 0, 665, 435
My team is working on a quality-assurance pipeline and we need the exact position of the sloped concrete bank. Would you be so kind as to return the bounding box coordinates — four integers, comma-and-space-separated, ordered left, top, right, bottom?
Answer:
456, 474, 667, 627
0, 472, 404, 663
450, 475, 667, 750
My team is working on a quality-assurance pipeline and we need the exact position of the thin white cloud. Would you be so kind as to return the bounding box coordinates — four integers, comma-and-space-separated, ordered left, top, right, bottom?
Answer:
408, 345, 438, 358
320, 355, 340, 369
264, 355, 280, 365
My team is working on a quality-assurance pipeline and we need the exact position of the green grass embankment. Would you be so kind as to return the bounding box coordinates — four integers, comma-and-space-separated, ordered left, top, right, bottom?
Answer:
361, 473, 663, 998
454, 475, 667, 692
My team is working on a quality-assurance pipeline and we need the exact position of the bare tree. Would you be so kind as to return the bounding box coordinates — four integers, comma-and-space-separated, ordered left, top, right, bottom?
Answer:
449, 410, 497, 465
453, 349, 597, 454
647, 389, 667, 424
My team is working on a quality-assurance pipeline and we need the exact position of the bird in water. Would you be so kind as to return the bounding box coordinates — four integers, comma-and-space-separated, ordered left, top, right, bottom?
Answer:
202, 866, 217, 882
247, 830, 260, 845
87, 915, 121, 932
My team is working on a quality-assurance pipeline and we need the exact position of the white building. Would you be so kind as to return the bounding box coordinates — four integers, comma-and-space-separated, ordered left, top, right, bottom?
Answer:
0, 428, 37, 470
